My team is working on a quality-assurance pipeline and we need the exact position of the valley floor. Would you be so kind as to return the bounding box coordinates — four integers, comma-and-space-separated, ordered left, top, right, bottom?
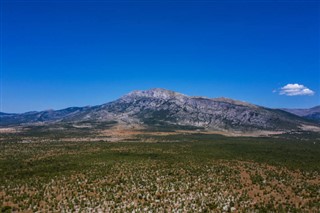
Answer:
0, 132, 320, 212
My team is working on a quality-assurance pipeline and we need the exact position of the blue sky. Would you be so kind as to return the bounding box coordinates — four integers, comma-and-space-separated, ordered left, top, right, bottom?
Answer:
1, 0, 319, 113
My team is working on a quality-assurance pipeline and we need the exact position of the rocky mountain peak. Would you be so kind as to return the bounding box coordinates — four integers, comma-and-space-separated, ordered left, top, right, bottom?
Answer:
122, 88, 187, 100
1, 88, 318, 132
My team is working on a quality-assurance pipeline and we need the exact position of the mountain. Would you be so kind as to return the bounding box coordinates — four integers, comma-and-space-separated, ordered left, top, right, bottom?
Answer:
0, 88, 318, 132
282, 106, 320, 123
0, 107, 91, 126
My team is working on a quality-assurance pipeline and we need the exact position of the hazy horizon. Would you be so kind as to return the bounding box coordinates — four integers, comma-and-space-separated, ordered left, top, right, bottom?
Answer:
1, 0, 319, 113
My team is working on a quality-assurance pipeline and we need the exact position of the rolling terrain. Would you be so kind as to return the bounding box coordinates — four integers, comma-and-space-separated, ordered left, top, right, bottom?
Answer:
1, 89, 319, 135
1, 89, 320, 212
282, 106, 320, 123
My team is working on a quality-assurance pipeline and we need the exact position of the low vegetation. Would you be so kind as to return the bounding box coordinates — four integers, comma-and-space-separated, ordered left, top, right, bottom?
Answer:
0, 131, 319, 212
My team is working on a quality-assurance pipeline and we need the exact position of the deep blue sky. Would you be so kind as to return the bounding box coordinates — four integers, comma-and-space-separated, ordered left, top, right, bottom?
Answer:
1, 0, 319, 113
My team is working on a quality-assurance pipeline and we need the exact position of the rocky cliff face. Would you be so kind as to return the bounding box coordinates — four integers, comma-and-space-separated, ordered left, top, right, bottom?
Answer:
63, 88, 310, 131
0, 88, 316, 132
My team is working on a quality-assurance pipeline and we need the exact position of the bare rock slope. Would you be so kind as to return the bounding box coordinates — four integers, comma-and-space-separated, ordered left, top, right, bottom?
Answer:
0, 88, 317, 132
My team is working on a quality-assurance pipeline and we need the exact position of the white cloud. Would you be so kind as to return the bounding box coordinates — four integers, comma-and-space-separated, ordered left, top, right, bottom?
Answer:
279, 83, 315, 96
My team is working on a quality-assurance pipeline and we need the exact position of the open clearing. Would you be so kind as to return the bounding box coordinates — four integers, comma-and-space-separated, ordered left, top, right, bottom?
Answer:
0, 131, 319, 212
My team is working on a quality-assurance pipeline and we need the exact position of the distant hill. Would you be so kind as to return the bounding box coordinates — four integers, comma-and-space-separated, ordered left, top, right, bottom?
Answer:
282, 106, 320, 123
1, 88, 318, 132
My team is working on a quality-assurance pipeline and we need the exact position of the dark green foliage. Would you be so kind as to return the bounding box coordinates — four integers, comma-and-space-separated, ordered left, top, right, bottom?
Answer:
0, 132, 319, 211
1, 134, 320, 184
1, 206, 12, 213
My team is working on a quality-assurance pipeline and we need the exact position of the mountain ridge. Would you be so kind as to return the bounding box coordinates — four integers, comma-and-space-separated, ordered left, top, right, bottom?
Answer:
1, 88, 319, 133
281, 106, 320, 123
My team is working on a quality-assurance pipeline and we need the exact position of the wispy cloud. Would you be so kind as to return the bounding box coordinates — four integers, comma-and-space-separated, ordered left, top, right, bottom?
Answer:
278, 83, 315, 96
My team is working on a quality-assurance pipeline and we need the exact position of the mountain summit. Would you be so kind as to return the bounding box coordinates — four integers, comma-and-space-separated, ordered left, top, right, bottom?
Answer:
123, 88, 186, 100
0, 88, 318, 132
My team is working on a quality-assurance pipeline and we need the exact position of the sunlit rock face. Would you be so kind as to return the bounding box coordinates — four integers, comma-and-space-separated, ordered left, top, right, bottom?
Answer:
62, 88, 311, 132
0, 88, 315, 132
